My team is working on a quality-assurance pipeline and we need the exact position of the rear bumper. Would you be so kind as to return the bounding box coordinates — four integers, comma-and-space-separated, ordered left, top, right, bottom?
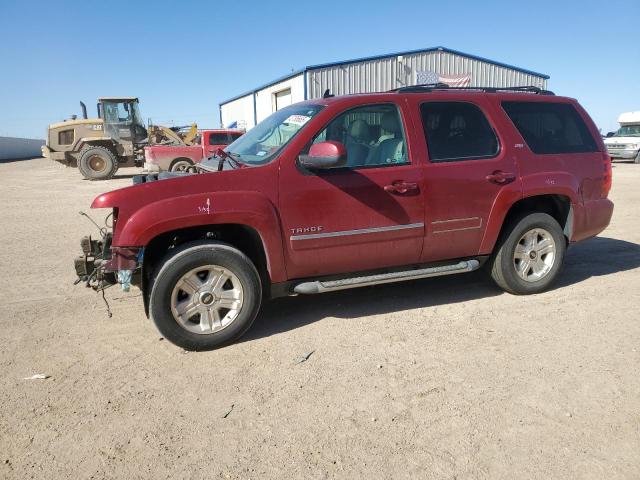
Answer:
607, 148, 639, 160
570, 199, 614, 243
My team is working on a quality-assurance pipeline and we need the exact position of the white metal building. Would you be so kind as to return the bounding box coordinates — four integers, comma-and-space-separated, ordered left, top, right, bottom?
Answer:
219, 46, 549, 130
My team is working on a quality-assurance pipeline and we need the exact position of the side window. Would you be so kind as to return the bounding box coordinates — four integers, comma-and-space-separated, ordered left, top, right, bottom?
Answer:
420, 102, 499, 162
310, 103, 408, 168
502, 101, 598, 154
208, 133, 229, 145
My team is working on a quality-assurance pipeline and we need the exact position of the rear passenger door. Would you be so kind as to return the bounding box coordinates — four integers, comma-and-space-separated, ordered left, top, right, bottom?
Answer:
410, 96, 522, 262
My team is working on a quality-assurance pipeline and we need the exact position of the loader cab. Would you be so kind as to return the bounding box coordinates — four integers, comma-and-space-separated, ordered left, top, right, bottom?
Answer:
98, 97, 148, 145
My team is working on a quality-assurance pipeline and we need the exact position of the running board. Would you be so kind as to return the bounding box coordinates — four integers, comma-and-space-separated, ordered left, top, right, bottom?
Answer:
292, 260, 480, 295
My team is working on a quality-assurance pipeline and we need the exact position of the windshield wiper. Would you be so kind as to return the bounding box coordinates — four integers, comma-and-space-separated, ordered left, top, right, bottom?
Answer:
215, 148, 242, 171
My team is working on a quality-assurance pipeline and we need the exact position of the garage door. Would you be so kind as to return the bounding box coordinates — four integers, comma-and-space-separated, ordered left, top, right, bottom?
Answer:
274, 88, 292, 111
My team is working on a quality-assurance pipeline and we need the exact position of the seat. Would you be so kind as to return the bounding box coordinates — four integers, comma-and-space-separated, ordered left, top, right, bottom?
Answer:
345, 119, 372, 167
366, 113, 405, 165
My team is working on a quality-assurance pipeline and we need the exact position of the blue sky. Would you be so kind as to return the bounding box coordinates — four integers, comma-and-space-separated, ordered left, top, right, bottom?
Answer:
0, 0, 638, 139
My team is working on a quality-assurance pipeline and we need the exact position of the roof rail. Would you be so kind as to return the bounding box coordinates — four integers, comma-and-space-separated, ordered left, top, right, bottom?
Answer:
391, 84, 555, 95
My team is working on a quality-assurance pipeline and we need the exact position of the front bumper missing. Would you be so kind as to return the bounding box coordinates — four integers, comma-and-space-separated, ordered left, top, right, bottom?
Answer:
74, 233, 141, 292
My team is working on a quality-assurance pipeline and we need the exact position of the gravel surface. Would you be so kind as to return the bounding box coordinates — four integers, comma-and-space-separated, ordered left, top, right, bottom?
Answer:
0, 158, 639, 479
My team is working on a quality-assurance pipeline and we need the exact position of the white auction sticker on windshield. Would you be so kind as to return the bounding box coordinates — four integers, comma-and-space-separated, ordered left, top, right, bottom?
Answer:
284, 115, 311, 126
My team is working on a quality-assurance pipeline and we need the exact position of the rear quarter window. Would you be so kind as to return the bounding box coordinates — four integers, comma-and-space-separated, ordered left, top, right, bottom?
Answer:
502, 101, 598, 154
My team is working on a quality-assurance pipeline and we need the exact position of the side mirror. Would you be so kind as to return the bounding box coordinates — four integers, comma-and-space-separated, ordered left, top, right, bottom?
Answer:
606, 132, 615, 138
299, 141, 347, 170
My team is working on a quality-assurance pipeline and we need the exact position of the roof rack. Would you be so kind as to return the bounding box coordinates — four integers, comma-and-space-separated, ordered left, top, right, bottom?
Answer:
391, 84, 555, 95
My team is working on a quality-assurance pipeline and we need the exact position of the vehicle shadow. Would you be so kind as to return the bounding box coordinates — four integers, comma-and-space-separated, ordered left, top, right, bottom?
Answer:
242, 237, 640, 343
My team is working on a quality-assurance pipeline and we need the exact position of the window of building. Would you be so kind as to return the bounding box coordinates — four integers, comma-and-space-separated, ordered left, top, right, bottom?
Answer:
274, 88, 292, 112
420, 102, 499, 162
502, 101, 598, 154
309, 103, 408, 168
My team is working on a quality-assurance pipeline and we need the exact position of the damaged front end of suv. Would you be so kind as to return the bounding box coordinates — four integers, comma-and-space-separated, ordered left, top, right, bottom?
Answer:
74, 210, 142, 308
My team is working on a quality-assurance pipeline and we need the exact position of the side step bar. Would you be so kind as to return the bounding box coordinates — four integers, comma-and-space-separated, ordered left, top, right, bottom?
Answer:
293, 260, 480, 295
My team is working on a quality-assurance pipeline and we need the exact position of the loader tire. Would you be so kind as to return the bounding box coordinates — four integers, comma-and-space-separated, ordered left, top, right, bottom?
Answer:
78, 145, 119, 180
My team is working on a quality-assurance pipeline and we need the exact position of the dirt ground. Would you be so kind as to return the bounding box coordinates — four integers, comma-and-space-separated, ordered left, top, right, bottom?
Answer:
0, 157, 638, 479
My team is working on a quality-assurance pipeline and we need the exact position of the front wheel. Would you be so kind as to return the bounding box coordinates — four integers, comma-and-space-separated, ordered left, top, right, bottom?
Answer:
490, 213, 566, 295
78, 145, 119, 180
149, 241, 262, 351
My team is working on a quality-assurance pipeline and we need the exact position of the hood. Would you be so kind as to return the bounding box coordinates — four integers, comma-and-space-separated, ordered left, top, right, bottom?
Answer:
92, 170, 225, 211
49, 118, 103, 130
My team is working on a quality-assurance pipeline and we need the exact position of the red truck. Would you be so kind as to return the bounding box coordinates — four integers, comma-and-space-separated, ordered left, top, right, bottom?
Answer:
143, 129, 244, 172
75, 86, 613, 351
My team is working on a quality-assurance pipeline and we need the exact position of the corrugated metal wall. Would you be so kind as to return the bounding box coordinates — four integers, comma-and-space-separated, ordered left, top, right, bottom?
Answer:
307, 50, 547, 99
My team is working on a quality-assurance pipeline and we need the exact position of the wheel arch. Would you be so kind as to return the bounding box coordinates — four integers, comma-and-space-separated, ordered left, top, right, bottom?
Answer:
481, 193, 573, 254
141, 223, 272, 317
74, 137, 118, 153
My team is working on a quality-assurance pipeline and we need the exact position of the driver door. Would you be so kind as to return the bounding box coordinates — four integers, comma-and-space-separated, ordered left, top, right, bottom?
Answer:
278, 102, 425, 279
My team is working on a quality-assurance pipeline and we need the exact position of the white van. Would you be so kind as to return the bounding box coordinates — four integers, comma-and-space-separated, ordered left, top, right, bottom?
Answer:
604, 111, 640, 163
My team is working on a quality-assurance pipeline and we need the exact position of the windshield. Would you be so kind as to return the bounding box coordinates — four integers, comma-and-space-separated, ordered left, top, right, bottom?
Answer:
103, 101, 144, 128
614, 125, 640, 137
203, 104, 324, 167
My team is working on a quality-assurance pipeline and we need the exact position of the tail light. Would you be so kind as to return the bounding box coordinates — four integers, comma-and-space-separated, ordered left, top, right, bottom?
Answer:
602, 153, 612, 198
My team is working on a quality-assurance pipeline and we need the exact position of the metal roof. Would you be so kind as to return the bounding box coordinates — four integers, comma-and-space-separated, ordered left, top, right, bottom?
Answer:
219, 46, 550, 106
98, 97, 139, 101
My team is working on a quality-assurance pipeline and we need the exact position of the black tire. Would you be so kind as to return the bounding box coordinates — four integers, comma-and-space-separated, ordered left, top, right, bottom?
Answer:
169, 158, 194, 172
149, 241, 262, 351
490, 213, 566, 295
78, 145, 119, 180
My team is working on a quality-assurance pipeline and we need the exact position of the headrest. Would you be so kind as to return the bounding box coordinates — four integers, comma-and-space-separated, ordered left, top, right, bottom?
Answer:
382, 113, 401, 134
348, 119, 370, 139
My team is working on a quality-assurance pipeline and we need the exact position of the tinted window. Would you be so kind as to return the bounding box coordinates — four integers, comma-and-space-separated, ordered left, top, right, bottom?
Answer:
502, 101, 598, 154
310, 103, 408, 168
209, 133, 229, 145
420, 102, 499, 162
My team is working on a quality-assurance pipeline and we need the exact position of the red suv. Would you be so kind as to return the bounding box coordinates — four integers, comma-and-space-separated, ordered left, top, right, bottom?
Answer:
75, 86, 614, 350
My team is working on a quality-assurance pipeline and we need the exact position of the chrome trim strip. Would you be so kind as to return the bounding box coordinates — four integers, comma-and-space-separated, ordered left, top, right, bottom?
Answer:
433, 225, 482, 234
290, 222, 424, 241
431, 217, 481, 224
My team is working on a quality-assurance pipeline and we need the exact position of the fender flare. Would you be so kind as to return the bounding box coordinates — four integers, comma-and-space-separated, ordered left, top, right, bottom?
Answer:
73, 137, 116, 152
116, 190, 287, 282
479, 172, 580, 254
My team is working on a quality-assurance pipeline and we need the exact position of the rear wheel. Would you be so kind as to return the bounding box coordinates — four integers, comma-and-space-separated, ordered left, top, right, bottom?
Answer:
169, 158, 194, 172
78, 145, 119, 180
149, 241, 262, 351
490, 213, 566, 295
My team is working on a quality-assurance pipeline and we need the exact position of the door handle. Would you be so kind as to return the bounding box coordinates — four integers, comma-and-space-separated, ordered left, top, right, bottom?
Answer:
384, 181, 420, 195
486, 170, 516, 185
